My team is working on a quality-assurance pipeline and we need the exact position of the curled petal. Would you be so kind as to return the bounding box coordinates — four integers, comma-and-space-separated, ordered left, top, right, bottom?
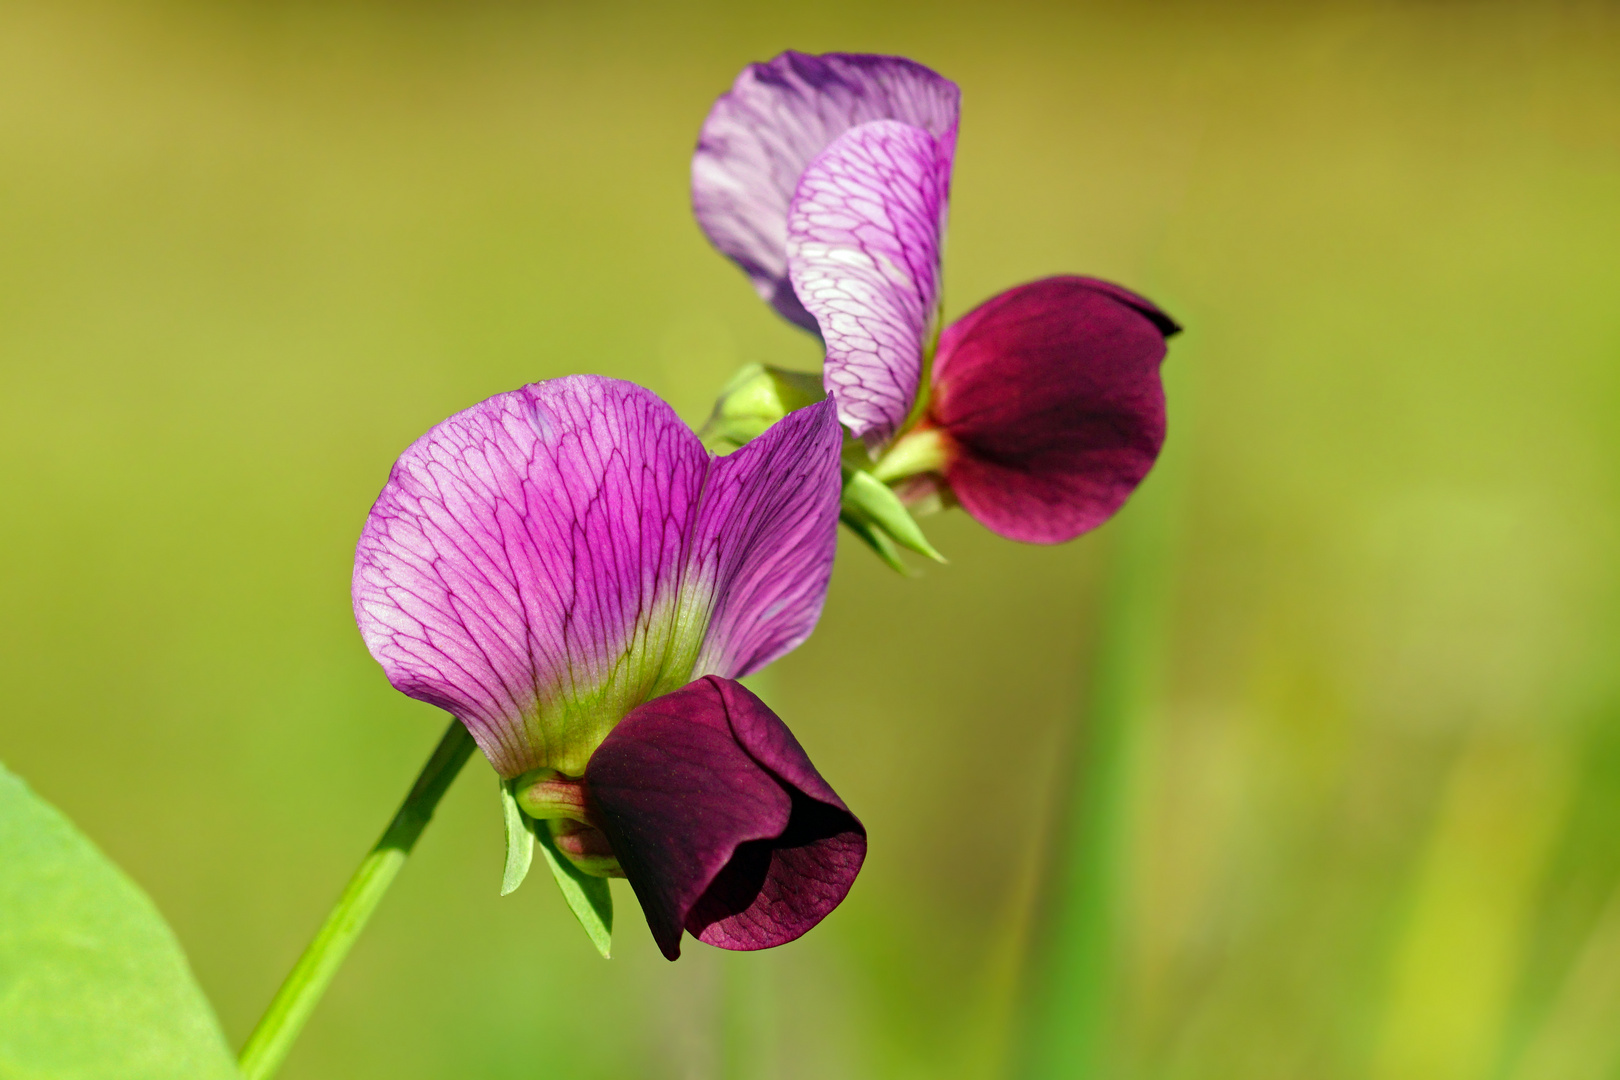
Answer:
693, 51, 959, 333
788, 120, 950, 449
585, 676, 865, 960
929, 277, 1179, 544
694, 400, 844, 679
353, 378, 842, 777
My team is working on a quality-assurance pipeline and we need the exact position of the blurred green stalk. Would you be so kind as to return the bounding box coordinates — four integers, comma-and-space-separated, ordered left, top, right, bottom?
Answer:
721, 950, 779, 1080
238, 719, 476, 1080
1018, 434, 1181, 1080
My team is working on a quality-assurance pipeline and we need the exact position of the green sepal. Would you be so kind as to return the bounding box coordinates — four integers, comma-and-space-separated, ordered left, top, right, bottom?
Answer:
699, 363, 826, 453
499, 779, 535, 896
840, 508, 912, 575
536, 825, 614, 959
842, 467, 946, 564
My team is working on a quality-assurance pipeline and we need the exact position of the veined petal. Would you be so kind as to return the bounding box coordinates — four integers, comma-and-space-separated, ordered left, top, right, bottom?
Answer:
354, 377, 706, 776
693, 399, 843, 679
353, 378, 842, 778
929, 277, 1178, 544
693, 51, 959, 333
585, 676, 865, 960
788, 120, 950, 449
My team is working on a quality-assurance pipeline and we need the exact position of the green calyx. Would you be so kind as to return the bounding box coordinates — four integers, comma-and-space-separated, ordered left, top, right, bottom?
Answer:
840, 465, 946, 573
695, 360, 949, 574
871, 427, 949, 485
512, 768, 592, 822
499, 774, 615, 958
698, 363, 826, 453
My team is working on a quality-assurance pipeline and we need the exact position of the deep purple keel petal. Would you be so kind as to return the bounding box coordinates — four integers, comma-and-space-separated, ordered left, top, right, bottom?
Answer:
585, 676, 865, 960
693, 51, 959, 334
788, 120, 950, 449
694, 400, 844, 680
929, 277, 1176, 544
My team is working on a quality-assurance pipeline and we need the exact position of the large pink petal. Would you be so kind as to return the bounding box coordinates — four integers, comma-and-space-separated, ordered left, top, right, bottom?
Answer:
787, 120, 951, 449
693, 51, 958, 334
352, 378, 841, 777
930, 277, 1179, 544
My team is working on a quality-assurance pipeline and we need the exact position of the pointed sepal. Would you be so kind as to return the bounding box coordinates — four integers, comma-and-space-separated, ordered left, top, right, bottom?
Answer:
841, 467, 945, 566
537, 825, 614, 958
839, 507, 912, 575
499, 779, 536, 896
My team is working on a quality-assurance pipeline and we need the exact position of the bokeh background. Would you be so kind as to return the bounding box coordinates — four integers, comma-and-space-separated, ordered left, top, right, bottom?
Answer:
3, 1, 1619, 1077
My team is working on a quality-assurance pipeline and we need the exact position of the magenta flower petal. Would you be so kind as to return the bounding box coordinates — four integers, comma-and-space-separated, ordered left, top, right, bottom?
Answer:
787, 120, 951, 448
693, 51, 959, 334
584, 676, 865, 960
693, 398, 844, 679
353, 376, 842, 777
928, 276, 1179, 544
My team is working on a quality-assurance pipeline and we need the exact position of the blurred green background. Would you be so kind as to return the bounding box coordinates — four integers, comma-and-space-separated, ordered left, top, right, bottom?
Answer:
3, 1, 1618, 1077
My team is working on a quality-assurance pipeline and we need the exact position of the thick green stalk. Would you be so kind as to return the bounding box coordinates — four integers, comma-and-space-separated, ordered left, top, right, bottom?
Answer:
1019, 451, 1181, 1080
238, 719, 476, 1080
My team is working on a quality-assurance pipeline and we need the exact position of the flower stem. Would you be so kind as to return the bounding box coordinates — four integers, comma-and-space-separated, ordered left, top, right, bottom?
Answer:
237, 719, 476, 1080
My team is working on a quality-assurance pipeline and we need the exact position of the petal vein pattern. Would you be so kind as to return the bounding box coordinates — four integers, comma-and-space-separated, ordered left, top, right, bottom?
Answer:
788, 120, 949, 448
693, 51, 959, 333
353, 377, 842, 778
693, 400, 843, 678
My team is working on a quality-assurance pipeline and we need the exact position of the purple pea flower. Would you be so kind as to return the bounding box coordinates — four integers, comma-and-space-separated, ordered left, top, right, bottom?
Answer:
353, 375, 864, 958
693, 51, 1181, 544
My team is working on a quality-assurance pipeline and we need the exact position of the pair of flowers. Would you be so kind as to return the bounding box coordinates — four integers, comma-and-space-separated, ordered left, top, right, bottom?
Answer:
354, 52, 1177, 960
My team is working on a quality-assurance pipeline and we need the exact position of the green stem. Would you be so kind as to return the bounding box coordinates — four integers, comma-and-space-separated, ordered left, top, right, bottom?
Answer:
238, 719, 476, 1080
1019, 443, 1182, 1079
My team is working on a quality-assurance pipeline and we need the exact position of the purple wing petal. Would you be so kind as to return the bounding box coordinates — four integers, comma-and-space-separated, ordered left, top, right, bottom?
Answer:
352, 376, 709, 778
692, 399, 844, 680
929, 277, 1178, 544
788, 120, 951, 449
693, 51, 959, 333
585, 676, 865, 960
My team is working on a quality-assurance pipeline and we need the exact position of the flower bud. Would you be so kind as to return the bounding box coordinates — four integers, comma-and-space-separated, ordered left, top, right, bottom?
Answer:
699, 363, 826, 452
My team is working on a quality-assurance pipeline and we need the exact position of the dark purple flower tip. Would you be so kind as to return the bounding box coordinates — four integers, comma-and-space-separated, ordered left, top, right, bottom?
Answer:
583, 675, 865, 960
927, 276, 1177, 544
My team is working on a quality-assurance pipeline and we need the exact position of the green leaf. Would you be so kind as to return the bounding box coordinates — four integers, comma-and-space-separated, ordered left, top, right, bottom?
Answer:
0, 761, 240, 1080
535, 825, 613, 959
498, 779, 535, 896
842, 468, 946, 564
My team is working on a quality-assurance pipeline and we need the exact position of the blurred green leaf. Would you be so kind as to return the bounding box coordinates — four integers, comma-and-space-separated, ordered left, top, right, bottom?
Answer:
0, 761, 238, 1080
498, 779, 535, 897
535, 826, 613, 960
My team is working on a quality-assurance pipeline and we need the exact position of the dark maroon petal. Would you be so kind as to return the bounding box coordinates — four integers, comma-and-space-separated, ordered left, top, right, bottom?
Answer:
929, 276, 1177, 544
584, 676, 865, 960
